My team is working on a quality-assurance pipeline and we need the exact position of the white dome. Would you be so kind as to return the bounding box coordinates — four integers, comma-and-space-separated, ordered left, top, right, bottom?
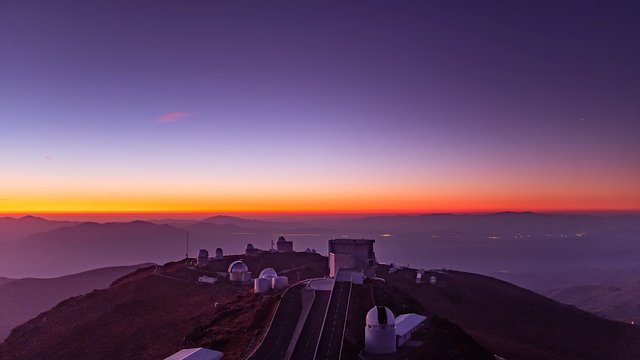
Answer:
198, 249, 209, 258
259, 268, 278, 278
366, 306, 396, 326
277, 235, 286, 243
228, 260, 249, 273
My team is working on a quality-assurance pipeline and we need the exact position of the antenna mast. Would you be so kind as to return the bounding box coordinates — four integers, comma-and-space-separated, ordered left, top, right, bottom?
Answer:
186, 231, 189, 259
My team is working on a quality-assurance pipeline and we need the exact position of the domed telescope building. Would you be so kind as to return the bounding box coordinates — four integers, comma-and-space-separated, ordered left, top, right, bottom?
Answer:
228, 260, 251, 282
197, 249, 209, 267
245, 243, 259, 256
254, 268, 289, 293
276, 235, 293, 253
365, 306, 397, 354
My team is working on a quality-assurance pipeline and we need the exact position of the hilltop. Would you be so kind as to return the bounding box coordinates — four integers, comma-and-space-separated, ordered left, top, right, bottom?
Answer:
0, 252, 328, 360
1, 252, 639, 359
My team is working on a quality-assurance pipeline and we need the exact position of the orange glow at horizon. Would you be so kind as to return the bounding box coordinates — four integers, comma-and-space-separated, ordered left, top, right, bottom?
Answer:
2, 166, 639, 216
2, 190, 638, 216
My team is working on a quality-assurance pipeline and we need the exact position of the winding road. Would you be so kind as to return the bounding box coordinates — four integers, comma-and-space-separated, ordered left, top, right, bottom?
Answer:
248, 283, 305, 360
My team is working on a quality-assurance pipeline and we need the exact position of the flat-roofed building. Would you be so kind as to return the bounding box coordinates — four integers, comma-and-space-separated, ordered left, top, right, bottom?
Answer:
164, 347, 223, 360
395, 313, 427, 347
328, 238, 376, 278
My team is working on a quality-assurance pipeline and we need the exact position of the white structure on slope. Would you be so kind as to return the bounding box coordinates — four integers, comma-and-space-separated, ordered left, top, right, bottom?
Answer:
228, 260, 251, 282
259, 267, 277, 279
365, 306, 396, 354
395, 313, 427, 347
272, 275, 288, 289
254, 277, 271, 293
164, 347, 223, 360
364, 307, 428, 353
198, 276, 217, 284
254, 267, 288, 293
215, 248, 223, 259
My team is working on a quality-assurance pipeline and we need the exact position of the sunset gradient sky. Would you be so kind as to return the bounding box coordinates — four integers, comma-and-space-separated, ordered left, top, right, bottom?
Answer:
1, 1, 639, 215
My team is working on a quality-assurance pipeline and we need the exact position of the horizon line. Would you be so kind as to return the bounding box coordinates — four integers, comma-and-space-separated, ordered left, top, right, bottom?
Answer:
2, 209, 639, 219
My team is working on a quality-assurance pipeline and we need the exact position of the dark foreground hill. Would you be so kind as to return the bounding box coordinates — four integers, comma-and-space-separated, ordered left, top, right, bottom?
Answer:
377, 265, 640, 360
1, 252, 639, 360
0, 264, 149, 340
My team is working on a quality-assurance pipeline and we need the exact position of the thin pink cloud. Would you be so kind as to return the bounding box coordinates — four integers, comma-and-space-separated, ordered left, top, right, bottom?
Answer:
156, 112, 191, 123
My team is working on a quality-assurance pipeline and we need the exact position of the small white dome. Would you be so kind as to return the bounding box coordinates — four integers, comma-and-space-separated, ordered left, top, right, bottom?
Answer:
366, 306, 396, 326
198, 249, 209, 258
277, 235, 286, 243
259, 268, 278, 278
228, 260, 249, 273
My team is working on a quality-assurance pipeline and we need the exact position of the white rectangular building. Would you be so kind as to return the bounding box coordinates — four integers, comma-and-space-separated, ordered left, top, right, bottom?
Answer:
198, 276, 217, 284
164, 347, 223, 360
395, 313, 427, 347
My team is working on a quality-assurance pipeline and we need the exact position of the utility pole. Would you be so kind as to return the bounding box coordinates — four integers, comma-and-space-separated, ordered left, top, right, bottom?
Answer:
185, 231, 189, 259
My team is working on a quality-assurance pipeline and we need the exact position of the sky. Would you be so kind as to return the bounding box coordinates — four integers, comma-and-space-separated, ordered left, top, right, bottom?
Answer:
1, 0, 639, 215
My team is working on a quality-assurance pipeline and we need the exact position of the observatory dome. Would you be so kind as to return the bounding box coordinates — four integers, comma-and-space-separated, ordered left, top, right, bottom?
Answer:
365, 306, 397, 354
366, 306, 396, 327
228, 260, 249, 273
259, 268, 278, 278
198, 249, 209, 258
277, 235, 286, 243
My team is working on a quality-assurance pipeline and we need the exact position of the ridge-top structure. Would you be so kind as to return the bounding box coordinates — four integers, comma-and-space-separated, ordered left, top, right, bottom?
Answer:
276, 235, 293, 253
328, 238, 376, 278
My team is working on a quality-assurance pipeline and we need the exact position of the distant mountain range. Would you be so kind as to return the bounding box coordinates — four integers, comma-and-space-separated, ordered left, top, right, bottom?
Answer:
200, 215, 308, 229
0, 220, 186, 278
1, 212, 638, 278
0, 215, 80, 242
345, 211, 640, 235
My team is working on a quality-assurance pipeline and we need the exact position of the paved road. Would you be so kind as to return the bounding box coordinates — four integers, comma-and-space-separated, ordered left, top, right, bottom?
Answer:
291, 290, 331, 360
249, 283, 304, 360
314, 280, 352, 360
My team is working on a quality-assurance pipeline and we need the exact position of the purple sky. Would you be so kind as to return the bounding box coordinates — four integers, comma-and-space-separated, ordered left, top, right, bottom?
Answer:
1, 1, 639, 213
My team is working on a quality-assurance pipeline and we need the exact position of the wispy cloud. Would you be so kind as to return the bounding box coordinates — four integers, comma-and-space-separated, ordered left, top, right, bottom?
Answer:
156, 112, 191, 123
45, 155, 53, 161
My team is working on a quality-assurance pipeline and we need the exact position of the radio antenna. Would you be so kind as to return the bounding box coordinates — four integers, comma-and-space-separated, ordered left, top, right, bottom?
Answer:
185, 231, 189, 259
